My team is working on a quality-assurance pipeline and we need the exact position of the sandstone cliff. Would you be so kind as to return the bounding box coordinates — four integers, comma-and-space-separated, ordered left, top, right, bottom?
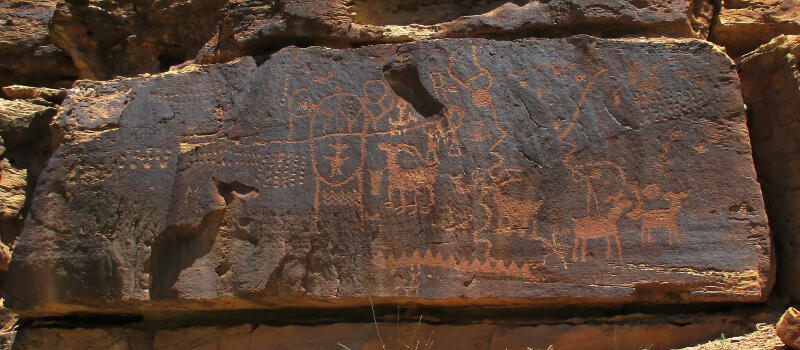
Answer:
0, 1, 799, 349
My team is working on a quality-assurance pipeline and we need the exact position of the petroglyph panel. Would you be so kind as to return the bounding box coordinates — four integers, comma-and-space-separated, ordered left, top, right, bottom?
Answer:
6, 38, 772, 316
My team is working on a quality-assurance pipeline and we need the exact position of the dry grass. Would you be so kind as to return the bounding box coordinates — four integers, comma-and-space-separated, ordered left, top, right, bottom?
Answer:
338, 297, 434, 350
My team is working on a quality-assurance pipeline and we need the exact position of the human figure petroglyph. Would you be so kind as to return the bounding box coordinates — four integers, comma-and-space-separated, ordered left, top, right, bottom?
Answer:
629, 191, 688, 245
447, 43, 509, 178
584, 168, 603, 215
374, 142, 438, 215
572, 192, 633, 262
324, 142, 349, 176
388, 100, 420, 130
361, 80, 394, 131
287, 87, 315, 138
317, 88, 366, 134
533, 225, 570, 270
395, 265, 421, 298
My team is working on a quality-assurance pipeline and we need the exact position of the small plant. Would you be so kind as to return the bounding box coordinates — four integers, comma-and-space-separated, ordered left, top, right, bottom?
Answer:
339, 297, 434, 350
712, 333, 729, 350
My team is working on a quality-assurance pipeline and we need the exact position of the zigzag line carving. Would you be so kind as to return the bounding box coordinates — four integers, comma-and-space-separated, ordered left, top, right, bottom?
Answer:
373, 249, 540, 280
321, 189, 360, 206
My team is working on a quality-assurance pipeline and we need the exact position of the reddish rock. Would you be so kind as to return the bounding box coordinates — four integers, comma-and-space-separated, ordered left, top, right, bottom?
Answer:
44, 0, 714, 77
50, 0, 227, 80
200, 0, 714, 63
5, 37, 772, 317
8, 313, 760, 350
0, 0, 77, 87
2, 85, 68, 106
712, 0, 800, 58
739, 34, 800, 300
777, 307, 800, 349
0, 98, 58, 277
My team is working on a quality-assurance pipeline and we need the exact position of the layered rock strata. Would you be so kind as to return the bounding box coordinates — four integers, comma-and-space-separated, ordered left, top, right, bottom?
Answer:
44, 0, 715, 79
739, 34, 800, 299
10, 313, 762, 350
713, 0, 800, 58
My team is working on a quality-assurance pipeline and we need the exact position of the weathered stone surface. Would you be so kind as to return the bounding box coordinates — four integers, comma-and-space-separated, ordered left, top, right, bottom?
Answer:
47, 0, 713, 78
0, 99, 54, 130
0, 159, 26, 234
201, 0, 714, 63
5, 36, 772, 316
9, 313, 762, 350
50, 0, 227, 80
776, 307, 800, 348
0, 98, 57, 263
0, 0, 77, 87
739, 34, 800, 299
712, 0, 800, 58
2, 85, 67, 106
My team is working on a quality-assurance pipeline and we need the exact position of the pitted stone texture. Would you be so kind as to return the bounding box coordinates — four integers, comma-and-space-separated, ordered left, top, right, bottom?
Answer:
740, 35, 800, 299
5, 37, 772, 316
713, 0, 800, 58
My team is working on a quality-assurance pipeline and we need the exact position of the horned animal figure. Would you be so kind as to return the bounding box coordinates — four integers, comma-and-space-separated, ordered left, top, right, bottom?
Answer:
480, 175, 543, 237
631, 191, 688, 245
375, 142, 438, 215
572, 192, 633, 262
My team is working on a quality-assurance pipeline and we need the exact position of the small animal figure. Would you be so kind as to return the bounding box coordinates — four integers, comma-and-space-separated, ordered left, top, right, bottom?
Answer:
481, 179, 543, 237
630, 192, 688, 245
572, 193, 633, 262
376, 142, 438, 214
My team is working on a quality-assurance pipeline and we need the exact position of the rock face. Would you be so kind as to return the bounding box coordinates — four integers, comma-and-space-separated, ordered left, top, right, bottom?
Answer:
0, 98, 58, 273
0, 0, 77, 87
50, 0, 227, 81
713, 0, 800, 58
5, 36, 772, 316
203, 0, 714, 63
45, 0, 715, 78
739, 35, 800, 299
10, 313, 757, 350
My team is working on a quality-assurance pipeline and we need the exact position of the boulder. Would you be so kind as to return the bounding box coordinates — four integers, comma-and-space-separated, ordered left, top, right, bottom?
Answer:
712, 0, 800, 58
0, 0, 77, 87
777, 307, 800, 348
5, 37, 773, 317
739, 34, 800, 299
